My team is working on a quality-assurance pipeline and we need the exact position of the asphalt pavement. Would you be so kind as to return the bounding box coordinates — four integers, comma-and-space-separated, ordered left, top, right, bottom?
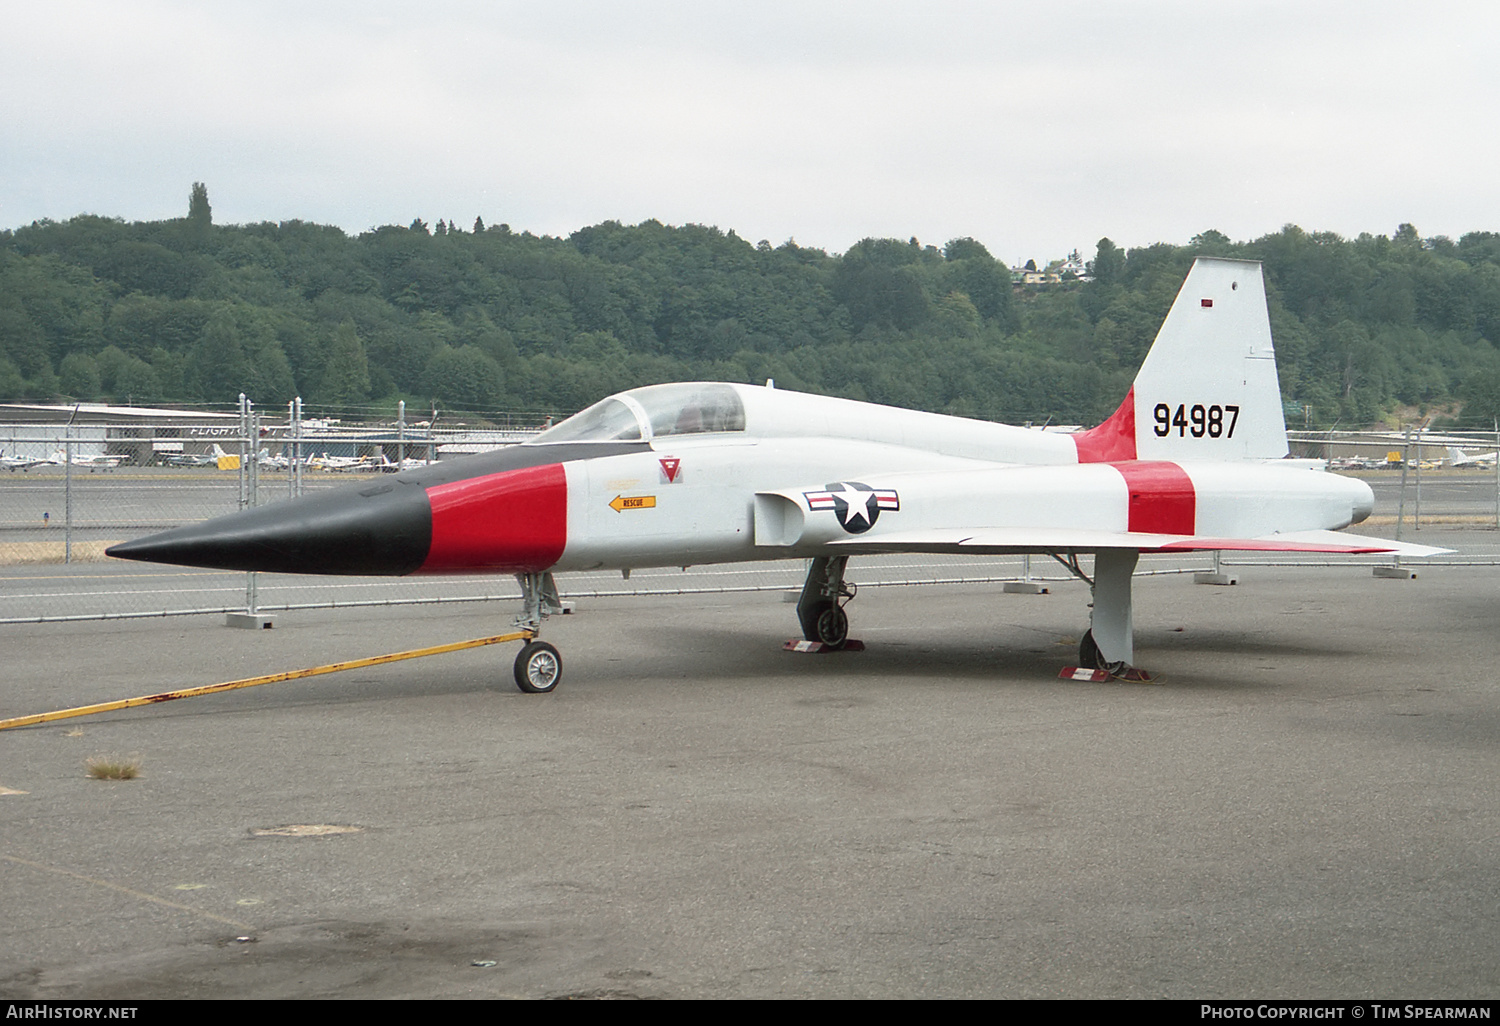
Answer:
2, 552, 1498, 998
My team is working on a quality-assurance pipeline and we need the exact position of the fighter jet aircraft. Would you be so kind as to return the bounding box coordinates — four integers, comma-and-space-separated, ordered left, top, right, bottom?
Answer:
107, 257, 1444, 692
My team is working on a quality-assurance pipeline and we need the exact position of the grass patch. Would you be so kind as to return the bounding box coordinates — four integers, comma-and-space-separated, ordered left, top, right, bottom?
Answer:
0, 541, 124, 566
84, 754, 141, 780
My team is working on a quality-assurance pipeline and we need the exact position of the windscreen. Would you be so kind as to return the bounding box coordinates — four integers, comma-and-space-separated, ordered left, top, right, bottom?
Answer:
533, 384, 745, 442
533, 397, 643, 442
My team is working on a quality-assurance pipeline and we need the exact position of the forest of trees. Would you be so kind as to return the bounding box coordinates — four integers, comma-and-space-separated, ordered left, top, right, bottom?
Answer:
4, 184, 1500, 430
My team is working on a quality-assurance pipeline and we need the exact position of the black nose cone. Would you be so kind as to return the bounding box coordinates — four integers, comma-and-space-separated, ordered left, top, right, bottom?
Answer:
107, 479, 433, 575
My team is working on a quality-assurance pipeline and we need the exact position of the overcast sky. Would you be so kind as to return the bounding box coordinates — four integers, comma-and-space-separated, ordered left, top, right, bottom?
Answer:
3, 1, 1496, 265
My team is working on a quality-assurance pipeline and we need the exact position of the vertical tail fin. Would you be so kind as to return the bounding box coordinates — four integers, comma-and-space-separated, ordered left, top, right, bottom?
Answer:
1074, 257, 1288, 463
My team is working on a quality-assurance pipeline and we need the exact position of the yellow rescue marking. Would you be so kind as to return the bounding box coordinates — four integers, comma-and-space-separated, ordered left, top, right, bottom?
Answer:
609, 494, 657, 513
1, 854, 255, 931
0, 630, 537, 731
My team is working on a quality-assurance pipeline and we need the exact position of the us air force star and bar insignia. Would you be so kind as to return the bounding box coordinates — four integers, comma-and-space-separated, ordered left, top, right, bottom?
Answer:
803, 481, 899, 534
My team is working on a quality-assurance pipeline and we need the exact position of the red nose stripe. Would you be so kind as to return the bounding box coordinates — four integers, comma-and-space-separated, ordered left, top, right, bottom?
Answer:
421, 463, 567, 573
1112, 461, 1196, 535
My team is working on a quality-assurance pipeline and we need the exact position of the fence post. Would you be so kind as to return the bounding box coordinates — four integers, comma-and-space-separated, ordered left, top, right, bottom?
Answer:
1414, 424, 1423, 531
63, 426, 73, 565
227, 394, 275, 630
295, 396, 303, 497
1375, 426, 1417, 579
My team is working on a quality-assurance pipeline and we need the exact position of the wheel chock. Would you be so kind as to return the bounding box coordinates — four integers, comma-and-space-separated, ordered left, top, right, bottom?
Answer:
783, 639, 866, 653
1060, 665, 1158, 683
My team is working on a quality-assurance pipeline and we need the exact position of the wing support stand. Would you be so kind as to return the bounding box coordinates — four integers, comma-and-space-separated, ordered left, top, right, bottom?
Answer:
1003, 554, 1050, 594
1194, 550, 1239, 586
511, 571, 566, 693
788, 555, 863, 652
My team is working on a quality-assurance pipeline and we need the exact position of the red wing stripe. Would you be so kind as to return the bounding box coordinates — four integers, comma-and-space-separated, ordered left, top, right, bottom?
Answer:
1111, 461, 1196, 535
1152, 538, 1395, 553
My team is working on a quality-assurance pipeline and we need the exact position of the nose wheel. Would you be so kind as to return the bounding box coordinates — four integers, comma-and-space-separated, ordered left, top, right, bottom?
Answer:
514, 640, 562, 693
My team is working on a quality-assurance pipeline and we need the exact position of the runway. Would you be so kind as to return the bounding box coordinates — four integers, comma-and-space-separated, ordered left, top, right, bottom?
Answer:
2, 538, 1498, 998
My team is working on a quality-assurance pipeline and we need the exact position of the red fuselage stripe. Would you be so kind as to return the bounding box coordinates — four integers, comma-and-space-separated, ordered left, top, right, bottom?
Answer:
1111, 461, 1196, 535
421, 463, 567, 573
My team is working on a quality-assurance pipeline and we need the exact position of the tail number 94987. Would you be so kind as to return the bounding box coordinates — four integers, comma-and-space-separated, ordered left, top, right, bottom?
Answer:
1153, 403, 1239, 438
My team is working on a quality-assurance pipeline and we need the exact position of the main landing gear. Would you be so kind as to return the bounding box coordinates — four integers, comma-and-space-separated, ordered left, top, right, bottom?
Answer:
791, 556, 861, 652
1059, 549, 1154, 682
513, 571, 565, 693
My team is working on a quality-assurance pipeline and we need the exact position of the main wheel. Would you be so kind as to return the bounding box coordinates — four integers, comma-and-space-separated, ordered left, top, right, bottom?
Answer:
514, 640, 562, 693
1078, 629, 1101, 670
814, 604, 849, 650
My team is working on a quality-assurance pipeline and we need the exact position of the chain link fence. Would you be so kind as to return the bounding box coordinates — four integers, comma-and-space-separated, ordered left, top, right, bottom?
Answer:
5, 412, 1500, 625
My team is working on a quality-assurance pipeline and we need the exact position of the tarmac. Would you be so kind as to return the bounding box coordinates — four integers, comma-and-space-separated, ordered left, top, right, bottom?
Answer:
2, 532, 1498, 998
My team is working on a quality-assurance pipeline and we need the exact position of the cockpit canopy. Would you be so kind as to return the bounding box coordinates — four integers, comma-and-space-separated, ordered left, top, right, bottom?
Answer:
535, 383, 746, 443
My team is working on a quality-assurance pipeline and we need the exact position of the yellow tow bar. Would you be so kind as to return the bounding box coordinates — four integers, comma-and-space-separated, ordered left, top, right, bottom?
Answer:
0, 630, 537, 731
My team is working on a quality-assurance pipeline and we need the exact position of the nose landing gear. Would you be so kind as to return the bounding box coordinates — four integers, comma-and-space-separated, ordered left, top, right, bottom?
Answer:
512, 571, 566, 692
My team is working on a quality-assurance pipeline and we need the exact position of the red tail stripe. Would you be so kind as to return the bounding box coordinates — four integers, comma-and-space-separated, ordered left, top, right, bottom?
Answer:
1111, 461, 1196, 535
421, 463, 567, 573
1073, 387, 1137, 463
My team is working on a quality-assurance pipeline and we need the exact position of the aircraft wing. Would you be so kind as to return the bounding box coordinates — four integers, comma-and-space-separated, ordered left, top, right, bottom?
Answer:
825, 527, 1452, 558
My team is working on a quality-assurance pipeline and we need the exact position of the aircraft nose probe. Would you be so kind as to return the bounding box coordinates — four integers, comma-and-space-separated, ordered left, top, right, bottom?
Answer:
105, 480, 436, 575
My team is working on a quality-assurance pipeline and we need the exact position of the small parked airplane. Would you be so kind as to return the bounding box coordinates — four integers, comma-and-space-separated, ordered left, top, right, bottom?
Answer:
0, 452, 50, 472
108, 258, 1446, 691
310, 452, 393, 473
48, 449, 128, 471
1446, 446, 1497, 469
162, 449, 219, 467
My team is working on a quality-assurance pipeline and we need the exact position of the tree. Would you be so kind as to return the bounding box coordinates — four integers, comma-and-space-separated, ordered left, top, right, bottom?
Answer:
320, 320, 371, 404
424, 344, 502, 408
1089, 238, 1124, 285
944, 237, 992, 262
188, 182, 212, 227
58, 352, 100, 399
